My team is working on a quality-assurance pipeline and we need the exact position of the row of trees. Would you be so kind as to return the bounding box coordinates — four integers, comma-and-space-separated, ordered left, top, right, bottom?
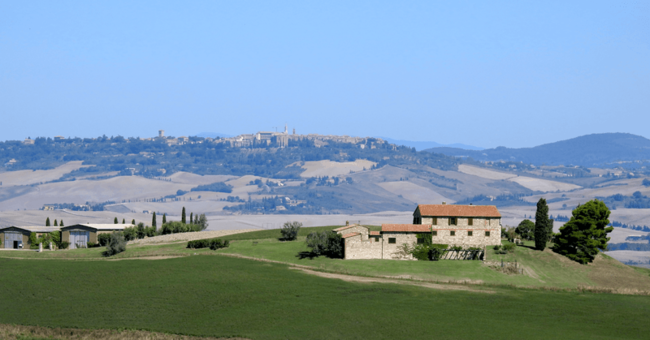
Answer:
45, 218, 64, 227
514, 198, 613, 264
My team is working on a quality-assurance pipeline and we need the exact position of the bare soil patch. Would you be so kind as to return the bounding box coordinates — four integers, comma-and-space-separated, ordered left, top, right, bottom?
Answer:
0, 323, 248, 340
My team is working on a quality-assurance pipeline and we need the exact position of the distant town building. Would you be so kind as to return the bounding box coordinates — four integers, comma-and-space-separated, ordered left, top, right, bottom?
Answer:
23, 138, 34, 145
159, 130, 165, 137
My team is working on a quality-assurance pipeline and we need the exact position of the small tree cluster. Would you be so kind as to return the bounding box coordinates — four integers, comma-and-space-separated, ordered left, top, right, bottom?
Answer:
305, 231, 343, 258
160, 221, 203, 235
280, 221, 302, 241
515, 219, 535, 240
103, 232, 126, 257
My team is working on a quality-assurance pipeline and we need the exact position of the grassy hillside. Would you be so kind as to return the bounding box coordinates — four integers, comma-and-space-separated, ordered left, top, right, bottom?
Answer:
220, 238, 650, 293
1, 255, 650, 339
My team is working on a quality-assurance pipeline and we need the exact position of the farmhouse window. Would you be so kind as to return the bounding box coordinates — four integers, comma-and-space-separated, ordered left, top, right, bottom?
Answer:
388, 238, 396, 244
468, 231, 473, 236
449, 217, 457, 225
417, 238, 425, 244
432, 230, 438, 236
468, 218, 473, 226
432, 218, 437, 225
450, 231, 456, 236
485, 231, 490, 237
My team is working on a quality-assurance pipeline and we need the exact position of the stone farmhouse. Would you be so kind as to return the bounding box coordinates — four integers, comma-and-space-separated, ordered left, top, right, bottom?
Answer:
335, 203, 502, 260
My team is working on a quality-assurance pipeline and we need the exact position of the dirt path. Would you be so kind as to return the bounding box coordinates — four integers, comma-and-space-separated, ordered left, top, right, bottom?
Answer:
217, 253, 493, 293
292, 267, 494, 293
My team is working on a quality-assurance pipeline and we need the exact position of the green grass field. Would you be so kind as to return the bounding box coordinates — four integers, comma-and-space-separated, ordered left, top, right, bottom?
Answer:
2, 227, 650, 339
2, 255, 650, 340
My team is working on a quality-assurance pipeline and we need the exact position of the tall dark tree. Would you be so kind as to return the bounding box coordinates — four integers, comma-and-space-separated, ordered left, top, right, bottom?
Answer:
194, 214, 198, 224
162, 213, 167, 224
114, 217, 118, 224
53, 219, 58, 227
122, 218, 125, 224
152, 212, 157, 228
189, 212, 193, 225
131, 219, 135, 225
534, 198, 550, 250
45, 217, 50, 226
181, 207, 186, 224
553, 200, 613, 264
59, 220, 64, 227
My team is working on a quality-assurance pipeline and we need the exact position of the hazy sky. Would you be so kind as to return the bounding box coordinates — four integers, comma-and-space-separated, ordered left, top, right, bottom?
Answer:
1, 1, 648, 148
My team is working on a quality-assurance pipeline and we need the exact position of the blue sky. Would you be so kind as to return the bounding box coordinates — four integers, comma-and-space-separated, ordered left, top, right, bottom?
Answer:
1, 1, 648, 148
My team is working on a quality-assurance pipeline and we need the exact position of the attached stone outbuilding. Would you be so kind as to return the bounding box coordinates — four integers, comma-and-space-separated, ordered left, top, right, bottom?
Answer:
61, 224, 133, 249
0, 226, 60, 249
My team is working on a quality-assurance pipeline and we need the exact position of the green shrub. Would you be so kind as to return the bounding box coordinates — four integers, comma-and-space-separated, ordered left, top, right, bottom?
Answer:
209, 239, 230, 250
427, 244, 448, 261
87, 242, 99, 248
58, 241, 70, 250
494, 244, 515, 254
123, 227, 137, 241
280, 221, 302, 241
411, 244, 431, 261
305, 231, 343, 258
98, 233, 111, 246
103, 232, 126, 257
450, 245, 463, 251
186, 238, 230, 250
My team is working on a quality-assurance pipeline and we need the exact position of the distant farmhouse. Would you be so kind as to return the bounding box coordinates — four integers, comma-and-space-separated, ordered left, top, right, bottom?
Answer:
0, 224, 133, 250
335, 203, 502, 260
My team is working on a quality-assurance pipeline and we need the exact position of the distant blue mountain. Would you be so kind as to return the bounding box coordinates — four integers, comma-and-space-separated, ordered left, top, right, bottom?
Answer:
425, 133, 650, 167
379, 137, 483, 151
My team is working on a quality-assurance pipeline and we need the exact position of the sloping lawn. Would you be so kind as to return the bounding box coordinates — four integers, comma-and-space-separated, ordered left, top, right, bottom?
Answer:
1, 255, 650, 340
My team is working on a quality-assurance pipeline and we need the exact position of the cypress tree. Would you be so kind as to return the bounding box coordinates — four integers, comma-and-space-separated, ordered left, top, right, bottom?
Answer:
181, 207, 186, 224
131, 219, 135, 225
162, 213, 167, 224
194, 214, 198, 224
60, 220, 64, 227
46, 217, 50, 226
152, 212, 157, 228
190, 212, 193, 225
54, 219, 58, 226
114, 217, 118, 224
535, 198, 550, 251
122, 218, 125, 224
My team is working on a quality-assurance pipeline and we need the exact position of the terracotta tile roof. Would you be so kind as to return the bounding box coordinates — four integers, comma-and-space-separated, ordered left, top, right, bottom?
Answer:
369, 231, 380, 236
381, 224, 432, 232
333, 224, 359, 232
341, 232, 361, 239
416, 204, 501, 218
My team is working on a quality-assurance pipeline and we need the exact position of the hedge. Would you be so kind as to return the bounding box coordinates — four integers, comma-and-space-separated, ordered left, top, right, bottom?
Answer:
187, 238, 230, 250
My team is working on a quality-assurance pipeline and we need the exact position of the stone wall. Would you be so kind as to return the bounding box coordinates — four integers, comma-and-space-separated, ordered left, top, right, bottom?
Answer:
335, 225, 369, 240
344, 234, 383, 259
381, 232, 418, 260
